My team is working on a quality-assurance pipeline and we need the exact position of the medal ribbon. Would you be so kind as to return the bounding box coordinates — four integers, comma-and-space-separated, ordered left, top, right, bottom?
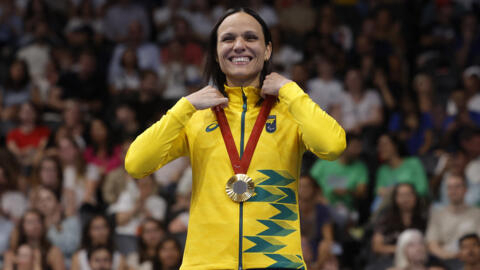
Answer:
213, 95, 275, 174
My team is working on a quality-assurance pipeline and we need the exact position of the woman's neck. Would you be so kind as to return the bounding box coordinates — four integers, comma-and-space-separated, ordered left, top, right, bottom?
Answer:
20, 122, 35, 133
226, 76, 260, 89
401, 211, 412, 226
388, 155, 402, 168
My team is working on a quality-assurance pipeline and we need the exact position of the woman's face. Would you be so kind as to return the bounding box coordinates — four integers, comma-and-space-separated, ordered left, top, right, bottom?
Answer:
90, 119, 108, 144
37, 188, 58, 216
16, 244, 34, 269
395, 184, 416, 212
58, 138, 78, 164
404, 233, 427, 264
377, 135, 397, 161
142, 221, 164, 249
89, 217, 110, 245
23, 212, 43, 239
122, 49, 137, 68
158, 240, 181, 268
19, 103, 36, 124
10, 61, 26, 82
40, 159, 59, 188
216, 12, 271, 87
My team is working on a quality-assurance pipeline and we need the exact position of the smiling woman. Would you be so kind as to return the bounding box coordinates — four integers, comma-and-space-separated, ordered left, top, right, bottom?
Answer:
125, 7, 346, 270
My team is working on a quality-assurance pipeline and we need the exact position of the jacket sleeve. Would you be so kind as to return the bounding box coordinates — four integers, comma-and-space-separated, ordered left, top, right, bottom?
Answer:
125, 98, 195, 179
278, 82, 346, 160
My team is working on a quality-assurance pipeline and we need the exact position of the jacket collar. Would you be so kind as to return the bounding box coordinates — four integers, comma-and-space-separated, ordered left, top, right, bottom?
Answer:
224, 85, 262, 109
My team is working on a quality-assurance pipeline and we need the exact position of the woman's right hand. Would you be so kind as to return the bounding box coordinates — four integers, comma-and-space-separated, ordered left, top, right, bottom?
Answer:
185, 85, 229, 110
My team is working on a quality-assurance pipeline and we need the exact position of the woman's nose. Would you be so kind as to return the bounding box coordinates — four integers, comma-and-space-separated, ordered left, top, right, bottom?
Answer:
233, 37, 246, 52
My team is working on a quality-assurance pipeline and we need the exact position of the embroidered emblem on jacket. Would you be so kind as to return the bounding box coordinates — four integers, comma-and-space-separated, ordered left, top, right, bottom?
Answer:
266, 115, 276, 133
205, 122, 219, 132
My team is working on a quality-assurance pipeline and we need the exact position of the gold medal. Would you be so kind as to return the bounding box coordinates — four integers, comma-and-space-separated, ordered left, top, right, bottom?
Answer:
226, 174, 255, 202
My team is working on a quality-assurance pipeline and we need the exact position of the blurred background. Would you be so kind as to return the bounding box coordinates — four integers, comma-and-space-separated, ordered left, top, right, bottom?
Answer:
0, 0, 480, 269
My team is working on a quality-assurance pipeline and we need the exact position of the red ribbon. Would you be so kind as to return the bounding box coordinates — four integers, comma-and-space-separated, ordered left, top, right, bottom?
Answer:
213, 95, 275, 174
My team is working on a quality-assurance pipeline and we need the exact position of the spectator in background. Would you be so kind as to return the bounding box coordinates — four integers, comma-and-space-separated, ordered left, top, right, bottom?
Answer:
108, 175, 166, 255
126, 218, 167, 270
57, 135, 100, 210
298, 175, 335, 269
54, 50, 107, 113
0, 59, 35, 129
6, 102, 50, 171
340, 68, 383, 133
388, 229, 445, 270
29, 156, 76, 218
426, 174, 480, 269
88, 245, 115, 270
307, 57, 344, 117
388, 95, 434, 156
84, 118, 122, 176
310, 133, 368, 228
158, 39, 202, 100
269, 26, 303, 76
458, 233, 480, 270
152, 0, 189, 44
7, 209, 65, 270
152, 236, 182, 270
133, 70, 173, 127
0, 206, 14, 269
2, 244, 42, 270
455, 13, 480, 68
184, 0, 215, 41
71, 215, 126, 270
34, 185, 80, 265
112, 103, 141, 138
370, 183, 427, 268
0, 0, 23, 47
108, 20, 161, 89
16, 20, 51, 83
102, 137, 133, 205
108, 47, 141, 96
103, 0, 150, 42
0, 153, 28, 223
373, 134, 428, 211
59, 99, 87, 149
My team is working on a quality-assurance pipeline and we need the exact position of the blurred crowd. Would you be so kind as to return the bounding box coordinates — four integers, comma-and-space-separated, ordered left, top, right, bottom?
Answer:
0, 0, 480, 269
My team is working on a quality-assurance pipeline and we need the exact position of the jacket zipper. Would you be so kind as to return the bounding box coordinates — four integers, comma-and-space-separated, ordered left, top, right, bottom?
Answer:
238, 88, 247, 270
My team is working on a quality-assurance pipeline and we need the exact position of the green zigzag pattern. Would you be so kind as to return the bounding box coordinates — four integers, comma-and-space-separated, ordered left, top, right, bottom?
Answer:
270, 203, 298, 221
257, 220, 295, 236
244, 236, 286, 253
249, 186, 284, 202
276, 187, 296, 204
257, 170, 295, 186
265, 254, 304, 269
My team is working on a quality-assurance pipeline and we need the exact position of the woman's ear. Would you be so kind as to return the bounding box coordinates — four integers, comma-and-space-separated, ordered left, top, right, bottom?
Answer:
264, 42, 272, 61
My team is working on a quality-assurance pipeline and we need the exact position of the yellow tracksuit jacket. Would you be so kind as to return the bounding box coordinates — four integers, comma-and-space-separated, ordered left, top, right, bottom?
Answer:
125, 82, 346, 270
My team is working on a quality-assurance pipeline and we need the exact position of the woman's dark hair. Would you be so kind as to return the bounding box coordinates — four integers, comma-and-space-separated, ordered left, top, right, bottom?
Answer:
88, 118, 116, 157
381, 133, 408, 158
138, 218, 166, 264
379, 183, 426, 234
32, 155, 64, 195
80, 214, 115, 252
204, 7, 273, 94
4, 59, 31, 90
153, 236, 183, 270
16, 209, 52, 270
120, 47, 139, 70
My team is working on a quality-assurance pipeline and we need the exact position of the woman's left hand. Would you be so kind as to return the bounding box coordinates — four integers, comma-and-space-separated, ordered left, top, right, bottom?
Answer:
261, 72, 292, 98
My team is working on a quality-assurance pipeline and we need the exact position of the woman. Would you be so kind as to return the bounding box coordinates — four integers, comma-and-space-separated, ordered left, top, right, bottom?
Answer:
388, 229, 445, 270
373, 134, 428, 211
6, 102, 50, 170
125, 8, 346, 270
35, 186, 81, 264
152, 236, 182, 270
6, 209, 65, 270
84, 118, 122, 176
127, 218, 167, 270
2, 244, 43, 270
70, 215, 126, 270
372, 184, 427, 259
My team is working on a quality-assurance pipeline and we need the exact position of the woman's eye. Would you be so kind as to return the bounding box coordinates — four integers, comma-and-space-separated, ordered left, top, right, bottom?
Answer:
246, 35, 258, 41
